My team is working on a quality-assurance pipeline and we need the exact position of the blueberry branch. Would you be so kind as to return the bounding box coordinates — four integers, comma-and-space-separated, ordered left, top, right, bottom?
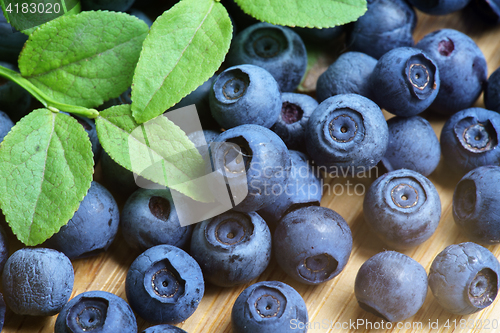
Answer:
0, 65, 99, 119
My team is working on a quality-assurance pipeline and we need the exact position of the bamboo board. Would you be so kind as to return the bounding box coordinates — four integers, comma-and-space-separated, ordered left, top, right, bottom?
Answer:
4, 9, 500, 333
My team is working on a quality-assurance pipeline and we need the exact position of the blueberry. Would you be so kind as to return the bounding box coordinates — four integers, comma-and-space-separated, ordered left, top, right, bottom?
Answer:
485, 66, 500, 112
44, 181, 119, 259
270, 93, 318, 152
100, 150, 138, 196
226, 23, 307, 92
81, 0, 135, 11
348, 0, 416, 59
2, 248, 74, 316
407, 0, 472, 15
452, 166, 500, 244
470, 0, 500, 24
306, 94, 388, 174
440, 107, 500, 175
55, 290, 137, 333
231, 281, 308, 333
209, 65, 281, 129
258, 150, 322, 226
141, 324, 187, 333
0, 224, 6, 274
121, 188, 193, 251
363, 169, 441, 249
125, 244, 204, 324
384, 116, 441, 176
190, 210, 271, 287
169, 76, 219, 130
0, 293, 5, 331
187, 129, 220, 150
293, 26, 344, 44
355, 251, 427, 322
0, 62, 32, 122
416, 29, 487, 115
128, 8, 153, 27
370, 47, 440, 117
0, 12, 28, 63
316, 51, 377, 102
208, 124, 291, 212
429, 242, 500, 314
274, 206, 352, 285
0, 110, 13, 143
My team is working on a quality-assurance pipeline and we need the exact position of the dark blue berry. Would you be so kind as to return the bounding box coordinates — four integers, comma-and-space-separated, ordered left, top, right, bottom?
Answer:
470, 0, 500, 24
363, 169, 441, 249
125, 245, 204, 324
370, 47, 440, 117
384, 116, 441, 176
274, 206, 352, 284
306, 94, 388, 174
440, 107, 500, 175
485, 66, 500, 112
0, 12, 28, 63
209, 65, 281, 129
408, 0, 472, 15
2, 248, 74, 316
293, 26, 344, 44
141, 324, 187, 333
258, 150, 322, 226
55, 290, 137, 333
226, 23, 307, 92
44, 181, 119, 259
81, 0, 135, 11
0, 61, 32, 122
100, 150, 138, 196
355, 251, 427, 322
0, 110, 13, 143
232, 281, 308, 333
429, 242, 500, 314
128, 8, 153, 27
121, 188, 193, 251
348, 0, 416, 59
0, 224, 7, 274
453, 166, 500, 244
190, 211, 271, 287
316, 51, 377, 102
270, 93, 318, 152
0, 293, 5, 331
208, 124, 291, 212
416, 29, 487, 115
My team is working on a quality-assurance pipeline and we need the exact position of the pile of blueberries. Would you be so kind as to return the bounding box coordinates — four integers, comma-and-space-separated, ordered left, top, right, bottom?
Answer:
3, 0, 500, 332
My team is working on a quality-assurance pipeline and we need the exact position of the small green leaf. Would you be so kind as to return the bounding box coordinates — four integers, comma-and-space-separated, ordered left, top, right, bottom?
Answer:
0, 0, 81, 35
96, 105, 213, 202
0, 108, 93, 245
131, 0, 232, 124
18, 11, 148, 108
233, 0, 367, 28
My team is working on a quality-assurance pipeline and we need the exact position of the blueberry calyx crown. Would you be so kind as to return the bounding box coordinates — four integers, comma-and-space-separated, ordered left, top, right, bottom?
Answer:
468, 268, 498, 308
215, 68, 250, 104
454, 179, 477, 219
281, 102, 303, 124
222, 77, 247, 100
438, 38, 454, 56
391, 183, 418, 208
146, 259, 185, 302
246, 285, 287, 321
246, 27, 287, 59
454, 117, 498, 153
217, 138, 252, 175
149, 196, 171, 222
326, 109, 364, 144
297, 253, 338, 283
66, 297, 108, 332
405, 54, 437, 100
383, 175, 427, 212
205, 212, 254, 249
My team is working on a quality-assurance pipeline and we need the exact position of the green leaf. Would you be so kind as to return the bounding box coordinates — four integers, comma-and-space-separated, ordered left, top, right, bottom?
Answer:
18, 11, 148, 108
131, 0, 232, 124
95, 105, 213, 202
233, 0, 367, 28
0, 0, 81, 35
0, 109, 94, 245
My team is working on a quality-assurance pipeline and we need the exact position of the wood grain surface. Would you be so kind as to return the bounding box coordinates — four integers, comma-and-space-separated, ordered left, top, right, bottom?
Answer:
4, 8, 500, 333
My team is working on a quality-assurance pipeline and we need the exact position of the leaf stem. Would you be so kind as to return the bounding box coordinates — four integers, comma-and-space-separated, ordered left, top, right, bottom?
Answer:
0, 65, 99, 119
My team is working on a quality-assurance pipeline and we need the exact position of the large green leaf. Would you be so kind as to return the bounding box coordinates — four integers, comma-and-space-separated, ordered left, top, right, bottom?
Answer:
233, 0, 367, 28
18, 11, 148, 108
96, 105, 213, 202
0, 109, 94, 245
131, 0, 232, 124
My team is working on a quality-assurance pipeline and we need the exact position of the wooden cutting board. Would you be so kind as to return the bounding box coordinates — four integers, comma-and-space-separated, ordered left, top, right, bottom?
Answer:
4, 8, 500, 333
